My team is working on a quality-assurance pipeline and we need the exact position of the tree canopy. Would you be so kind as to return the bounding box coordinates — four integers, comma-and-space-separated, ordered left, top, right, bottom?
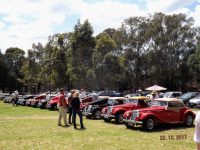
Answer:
1, 13, 200, 93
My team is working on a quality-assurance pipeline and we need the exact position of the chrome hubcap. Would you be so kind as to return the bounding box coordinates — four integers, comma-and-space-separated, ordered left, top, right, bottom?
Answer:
186, 116, 192, 125
147, 119, 154, 130
95, 111, 101, 119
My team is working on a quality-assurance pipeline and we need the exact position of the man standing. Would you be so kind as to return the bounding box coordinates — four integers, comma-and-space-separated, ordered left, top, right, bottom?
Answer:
57, 88, 68, 127
80, 88, 87, 99
13, 90, 19, 106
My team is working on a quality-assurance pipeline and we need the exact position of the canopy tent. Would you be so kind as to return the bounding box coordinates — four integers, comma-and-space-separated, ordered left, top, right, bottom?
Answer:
145, 85, 167, 91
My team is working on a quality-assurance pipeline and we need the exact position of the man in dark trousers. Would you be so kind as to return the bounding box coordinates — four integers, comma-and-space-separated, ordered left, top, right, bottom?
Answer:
67, 90, 75, 124
71, 91, 86, 129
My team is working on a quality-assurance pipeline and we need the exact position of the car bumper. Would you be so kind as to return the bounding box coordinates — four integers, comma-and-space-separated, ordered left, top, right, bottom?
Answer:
189, 102, 200, 107
46, 104, 51, 109
37, 103, 42, 107
102, 114, 115, 119
123, 119, 143, 125
82, 111, 92, 117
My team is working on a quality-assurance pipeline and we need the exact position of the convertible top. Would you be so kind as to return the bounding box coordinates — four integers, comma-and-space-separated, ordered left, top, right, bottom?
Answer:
129, 96, 149, 100
154, 98, 181, 102
108, 97, 126, 100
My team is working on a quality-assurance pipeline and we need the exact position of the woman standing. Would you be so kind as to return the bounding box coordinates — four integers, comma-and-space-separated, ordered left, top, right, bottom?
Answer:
71, 91, 86, 129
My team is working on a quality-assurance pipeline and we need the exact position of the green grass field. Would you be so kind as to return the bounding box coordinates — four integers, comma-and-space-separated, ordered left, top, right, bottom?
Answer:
0, 101, 197, 150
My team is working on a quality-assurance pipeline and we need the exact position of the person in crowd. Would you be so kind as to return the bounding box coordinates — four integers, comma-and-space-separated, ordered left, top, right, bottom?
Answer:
57, 88, 69, 127
194, 111, 200, 150
151, 91, 159, 100
80, 88, 87, 99
71, 91, 86, 129
13, 90, 19, 106
67, 89, 76, 124
136, 89, 143, 96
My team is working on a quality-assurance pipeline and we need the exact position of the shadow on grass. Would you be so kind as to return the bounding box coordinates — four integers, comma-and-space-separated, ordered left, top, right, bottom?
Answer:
125, 123, 195, 132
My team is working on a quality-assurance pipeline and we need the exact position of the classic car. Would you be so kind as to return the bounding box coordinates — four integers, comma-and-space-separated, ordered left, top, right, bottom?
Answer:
83, 96, 127, 119
179, 92, 199, 106
162, 91, 182, 98
102, 96, 150, 124
3, 96, 13, 103
37, 94, 57, 109
46, 96, 61, 110
46, 95, 93, 110
30, 94, 46, 107
92, 91, 123, 100
82, 96, 111, 119
189, 94, 200, 108
18, 95, 34, 106
123, 98, 195, 131
80, 96, 94, 110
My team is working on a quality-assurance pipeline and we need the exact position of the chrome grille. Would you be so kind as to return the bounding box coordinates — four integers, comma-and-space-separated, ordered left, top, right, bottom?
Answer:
86, 105, 92, 112
107, 106, 112, 114
131, 111, 137, 120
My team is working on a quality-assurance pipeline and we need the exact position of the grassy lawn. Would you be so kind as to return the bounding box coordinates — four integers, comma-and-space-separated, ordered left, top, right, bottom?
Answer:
0, 101, 197, 150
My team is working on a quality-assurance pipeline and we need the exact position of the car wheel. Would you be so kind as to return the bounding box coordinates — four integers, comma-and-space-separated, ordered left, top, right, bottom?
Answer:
103, 118, 111, 122
144, 118, 155, 131
185, 102, 190, 107
49, 105, 55, 110
185, 114, 193, 126
86, 116, 92, 119
125, 122, 132, 128
36, 103, 39, 108
93, 110, 101, 119
116, 113, 124, 124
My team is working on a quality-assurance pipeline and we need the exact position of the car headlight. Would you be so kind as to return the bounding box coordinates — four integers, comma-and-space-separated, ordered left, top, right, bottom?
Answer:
108, 106, 113, 114
135, 110, 140, 117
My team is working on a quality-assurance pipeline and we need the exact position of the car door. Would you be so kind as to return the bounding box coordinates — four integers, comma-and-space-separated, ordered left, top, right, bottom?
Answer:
165, 101, 181, 123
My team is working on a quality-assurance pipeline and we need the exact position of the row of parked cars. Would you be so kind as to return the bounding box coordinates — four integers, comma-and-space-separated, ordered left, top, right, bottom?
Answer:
0, 91, 199, 131
82, 95, 196, 131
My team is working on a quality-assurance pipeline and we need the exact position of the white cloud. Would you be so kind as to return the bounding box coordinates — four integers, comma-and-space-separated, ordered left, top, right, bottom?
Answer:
147, 0, 195, 13
189, 4, 200, 27
0, 0, 199, 53
68, 0, 146, 34
0, 0, 71, 53
0, 21, 5, 29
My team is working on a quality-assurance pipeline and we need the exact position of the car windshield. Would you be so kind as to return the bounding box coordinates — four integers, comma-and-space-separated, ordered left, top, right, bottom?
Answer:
126, 99, 138, 104
107, 99, 116, 105
163, 92, 172, 98
193, 94, 200, 99
179, 92, 194, 99
151, 101, 168, 106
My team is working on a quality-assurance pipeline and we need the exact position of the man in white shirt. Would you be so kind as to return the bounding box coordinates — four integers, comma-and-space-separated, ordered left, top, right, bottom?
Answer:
13, 90, 19, 106
194, 111, 200, 150
80, 88, 87, 99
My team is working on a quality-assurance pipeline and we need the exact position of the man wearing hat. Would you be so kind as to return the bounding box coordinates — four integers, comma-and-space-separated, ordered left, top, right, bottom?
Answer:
151, 91, 158, 100
57, 88, 68, 127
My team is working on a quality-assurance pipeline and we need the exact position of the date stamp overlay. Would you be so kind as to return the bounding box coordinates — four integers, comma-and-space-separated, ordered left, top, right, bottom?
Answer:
160, 134, 187, 140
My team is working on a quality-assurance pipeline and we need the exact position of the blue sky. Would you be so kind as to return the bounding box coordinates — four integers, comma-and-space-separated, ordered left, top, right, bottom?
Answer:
0, 0, 200, 53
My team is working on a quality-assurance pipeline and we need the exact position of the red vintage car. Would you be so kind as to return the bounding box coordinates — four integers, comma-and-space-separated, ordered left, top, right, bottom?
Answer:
46, 95, 93, 110
80, 96, 94, 110
30, 94, 46, 107
123, 98, 196, 130
102, 96, 149, 124
46, 96, 63, 110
